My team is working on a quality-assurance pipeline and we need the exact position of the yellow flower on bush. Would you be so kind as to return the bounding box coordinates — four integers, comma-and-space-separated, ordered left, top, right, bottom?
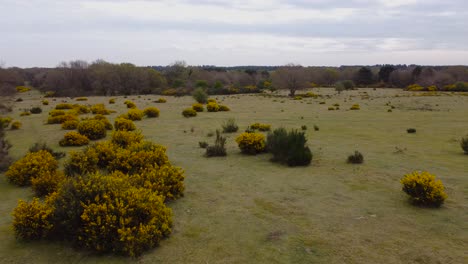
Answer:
75, 97, 88, 101
20, 111, 31, 116
206, 102, 220, 112
124, 100, 137, 109
72, 104, 90, 114
90, 104, 111, 115
182, 108, 197, 117
114, 118, 136, 131
192, 103, 204, 112
31, 170, 65, 197
400, 171, 447, 207
16, 86, 31, 93
55, 103, 74, 110
350, 104, 360, 110
42, 100, 49, 105
10, 121, 22, 130
6, 150, 58, 186
12, 198, 53, 240
144, 107, 160, 118
77, 119, 106, 140
235, 132, 266, 154
250, 123, 271, 131
62, 120, 79, 130
218, 105, 230, 111
155, 98, 167, 103
59, 131, 90, 146
126, 109, 144, 121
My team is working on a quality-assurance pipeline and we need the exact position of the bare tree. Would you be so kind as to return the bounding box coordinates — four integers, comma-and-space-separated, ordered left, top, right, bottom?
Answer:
272, 64, 308, 96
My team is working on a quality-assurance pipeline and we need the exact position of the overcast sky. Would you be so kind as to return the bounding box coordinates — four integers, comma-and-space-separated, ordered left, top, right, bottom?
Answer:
1, 0, 467, 67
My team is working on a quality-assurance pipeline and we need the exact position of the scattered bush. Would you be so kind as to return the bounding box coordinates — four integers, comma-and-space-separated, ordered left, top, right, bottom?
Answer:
155, 98, 167, 103
314, 125, 319, 131
218, 105, 230, 111
222, 119, 239, 133
114, 118, 136, 131
91, 114, 113, 130
192, 88, 208, 104
144, 107, 160, 118
406, 84, 424, 91
77, 120, 106, 140
111, 130, 143, 148
16, 98, 23, 102
206, 102, 220, 112
47, 114, 78, 124
31, 170, 65, 197
182, 108, 197, 117
64, 149, 99, 176
125, 109, 144, 121
10, 121, 22, 130
124, 100, 136, 109
44, 91, 55, 97
42, 100, 49, 105
19, 111, 30, 116
350, 104, 360, 110
109, 98, 115, 104
49, 109, 66, 117
59, 131, 90, 146
267, 128, 312, 166
16, 86, 31, 93
199, 141, 208, 148
328, 107, 335, 111
206, 130, 227, 157
301, 125, 307, 130
90, 104, 111, 115
29, 142, 65, 159
407, 128, 416, 134
192, 103, 204, 112
461, 136, 468, 154
62, 120, 79, 130
55, 103, 74, 110
400, 171, 447, 207
250, 123, 271, 132
347, 151, 364, 164
75, 97, 88, 101
12, 198, 53, 240
30, 107, 42, 114
236, 132, 266, 155
72, 104, 90, 114
5, 150, 58, 186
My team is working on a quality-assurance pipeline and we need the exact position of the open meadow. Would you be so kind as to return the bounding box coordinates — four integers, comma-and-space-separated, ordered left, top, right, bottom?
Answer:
1, 88, 467, 263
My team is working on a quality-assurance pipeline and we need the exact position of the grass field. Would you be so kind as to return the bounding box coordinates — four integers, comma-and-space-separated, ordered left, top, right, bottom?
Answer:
1, 88, 467, 263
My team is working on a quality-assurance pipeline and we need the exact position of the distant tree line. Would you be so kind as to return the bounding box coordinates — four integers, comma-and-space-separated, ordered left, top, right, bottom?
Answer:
1, 60, 467, 97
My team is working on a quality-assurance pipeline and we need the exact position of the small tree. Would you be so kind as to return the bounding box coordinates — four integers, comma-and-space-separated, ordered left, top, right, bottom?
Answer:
272, 64, 308, 97
192, 88, 208, 104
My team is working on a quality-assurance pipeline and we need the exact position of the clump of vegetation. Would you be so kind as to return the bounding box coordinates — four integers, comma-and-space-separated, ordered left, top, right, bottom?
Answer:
155, 98, 167, 103
29, 142, 65, 159
266, 128, 312, 166
55, 103, 74, 110
10, 121, 22, 130
400, 171, 447, 207
207, 102, 220, 112
30, 107, 42, 114
407, 128, 416, 134
350, 104, 360, 110
59, 131, 90, 146
314, 125, 319, 131
222, 119, 239, 133
347, 151, 364, 164
75, 97, 88, 101
5, 150, 58, 186
61, 120, 79, 130
192, 88, 208, 104
199, 141, 208, 148
47, 114, 78, 125
20, 111, 30, 116
42, 100, 49, 105
114, 118, 136, 131
108, 98, 115, 104
124, 100, 137, 109
90, 104, 111, 115
218, 105, 230, 111
301, 125, 307, 130
72, 104, 90, 114
110, 130, 144, 148
12, 198, 54, 240
406, 84, 424, 91
144, 107, 160, 118
250, 123, 271, 132
192, 103, 204, 112
182, 108, 197, 117
16, 86, 31, 93
31, 170, 65, 197
461, 136, 468, 154
77, 120, 107, 140
125, 109, 144, 121
0, 119, 12, 171
328, 106, 335, 111
236, 132, 266, 155
335, 80, 355, 92
206, 130, 227, 157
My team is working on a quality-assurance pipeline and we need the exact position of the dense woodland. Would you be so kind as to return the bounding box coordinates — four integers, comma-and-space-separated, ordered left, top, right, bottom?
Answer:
1, 60, 468, 97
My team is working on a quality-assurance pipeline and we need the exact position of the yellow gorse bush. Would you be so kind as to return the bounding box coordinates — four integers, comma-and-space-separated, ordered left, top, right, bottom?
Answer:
114, 118, 136, 131
90, 104, 111, 115
12, 198, 53, 240
59, 131, 90, 146
6, 150, 58, 186
31, 170, 65, 197
143, 107, 160, 118
124, 100, 137, 109
155, 98, 167, 103
206, 102, 220, 112
235, 132, 266, 154
55, 103, 74, 110
75, 97, 88, 101
61, 120, 79, 130
218, 105, 230, 111
125, 109, 144, 121
182, 108, 197, 117
16, 86, 31, 93
350, 104, 360, 110
10, 121, 22, 130
250, 123, 271, 132
400, 171, 447, 207
77, 119, 107, 140
192, 103, 204, 112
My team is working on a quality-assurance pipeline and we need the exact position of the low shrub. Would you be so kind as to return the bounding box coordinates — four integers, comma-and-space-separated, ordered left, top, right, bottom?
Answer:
124, 100, 137, 109
20, 111, 30, 116
192, 88, 208, 104
44, 91, 55, 97
47, 114, 78, 124
266, 128, 312, 166
126, 109, 144, 121
350, 104, 360, 110
5, 150, 58, 186
199, 141, 208, 148
314, 125, 319, 131
90, 104, 111, 115
12, 198, 53, 240
114, 118, 136, 131
328, 107, 335, 111
30, 107, 42, 114
72, 104, 90, 114
111, 130, 143, 148
55, 103, 74, 110
236, 132, 266, 155
206, 102, 220, 112
400, 171, 447, 207
64, 149, 99, 176
222, 119, 238, 133
92, 114, 113, 130
301, 125, 307, 130
347, 151, 364, 164
206, 130, 227, 157
182, 108, 197, 117
250, 123, 271, 132
407, 128, 416, 134
77, 120, 106, 140
16, 86, 31, 93
59, 131, 90, 146
75, 97, 88, 101
144, 107, 160, 118
192, 103, 204, 112
461, 136, 468, 154
29, 142, 65, 159
42, 100, 49, 105
218, 105, 230, 111
31, 170, 65, 197
10, 121, 22, 130
155, 98, 167, 103
109, 98, 115, 104
49, 109, 65, 117
62, 120, 79, 130
406, 84, 424, 91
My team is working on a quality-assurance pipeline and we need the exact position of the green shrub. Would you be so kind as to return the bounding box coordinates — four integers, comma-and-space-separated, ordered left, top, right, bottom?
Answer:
347, 151, 364, 164
206, 130, 227, 157
206, 102, 220, 112
192, 103, 204, 112
144, 107, 160, 118
77, 120, 107, 140
59, 131, 90, 146
267, 128, 312, 166
12, 198, 53, 240
5, 150, 58, 186
301, 125, 307, 130
192, 88, 208, 104
114, 118, 136, 131
155, 98, 167, 103
236, 132, 266, 155
461, 136, 468, 154
222, 119, 238, 133
30, 107, 42, 114
182, 108, 197, 117
400, 171, 447, 207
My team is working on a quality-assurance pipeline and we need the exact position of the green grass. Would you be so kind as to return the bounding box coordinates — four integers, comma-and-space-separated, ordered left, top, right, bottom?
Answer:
1, 88, 467, 263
